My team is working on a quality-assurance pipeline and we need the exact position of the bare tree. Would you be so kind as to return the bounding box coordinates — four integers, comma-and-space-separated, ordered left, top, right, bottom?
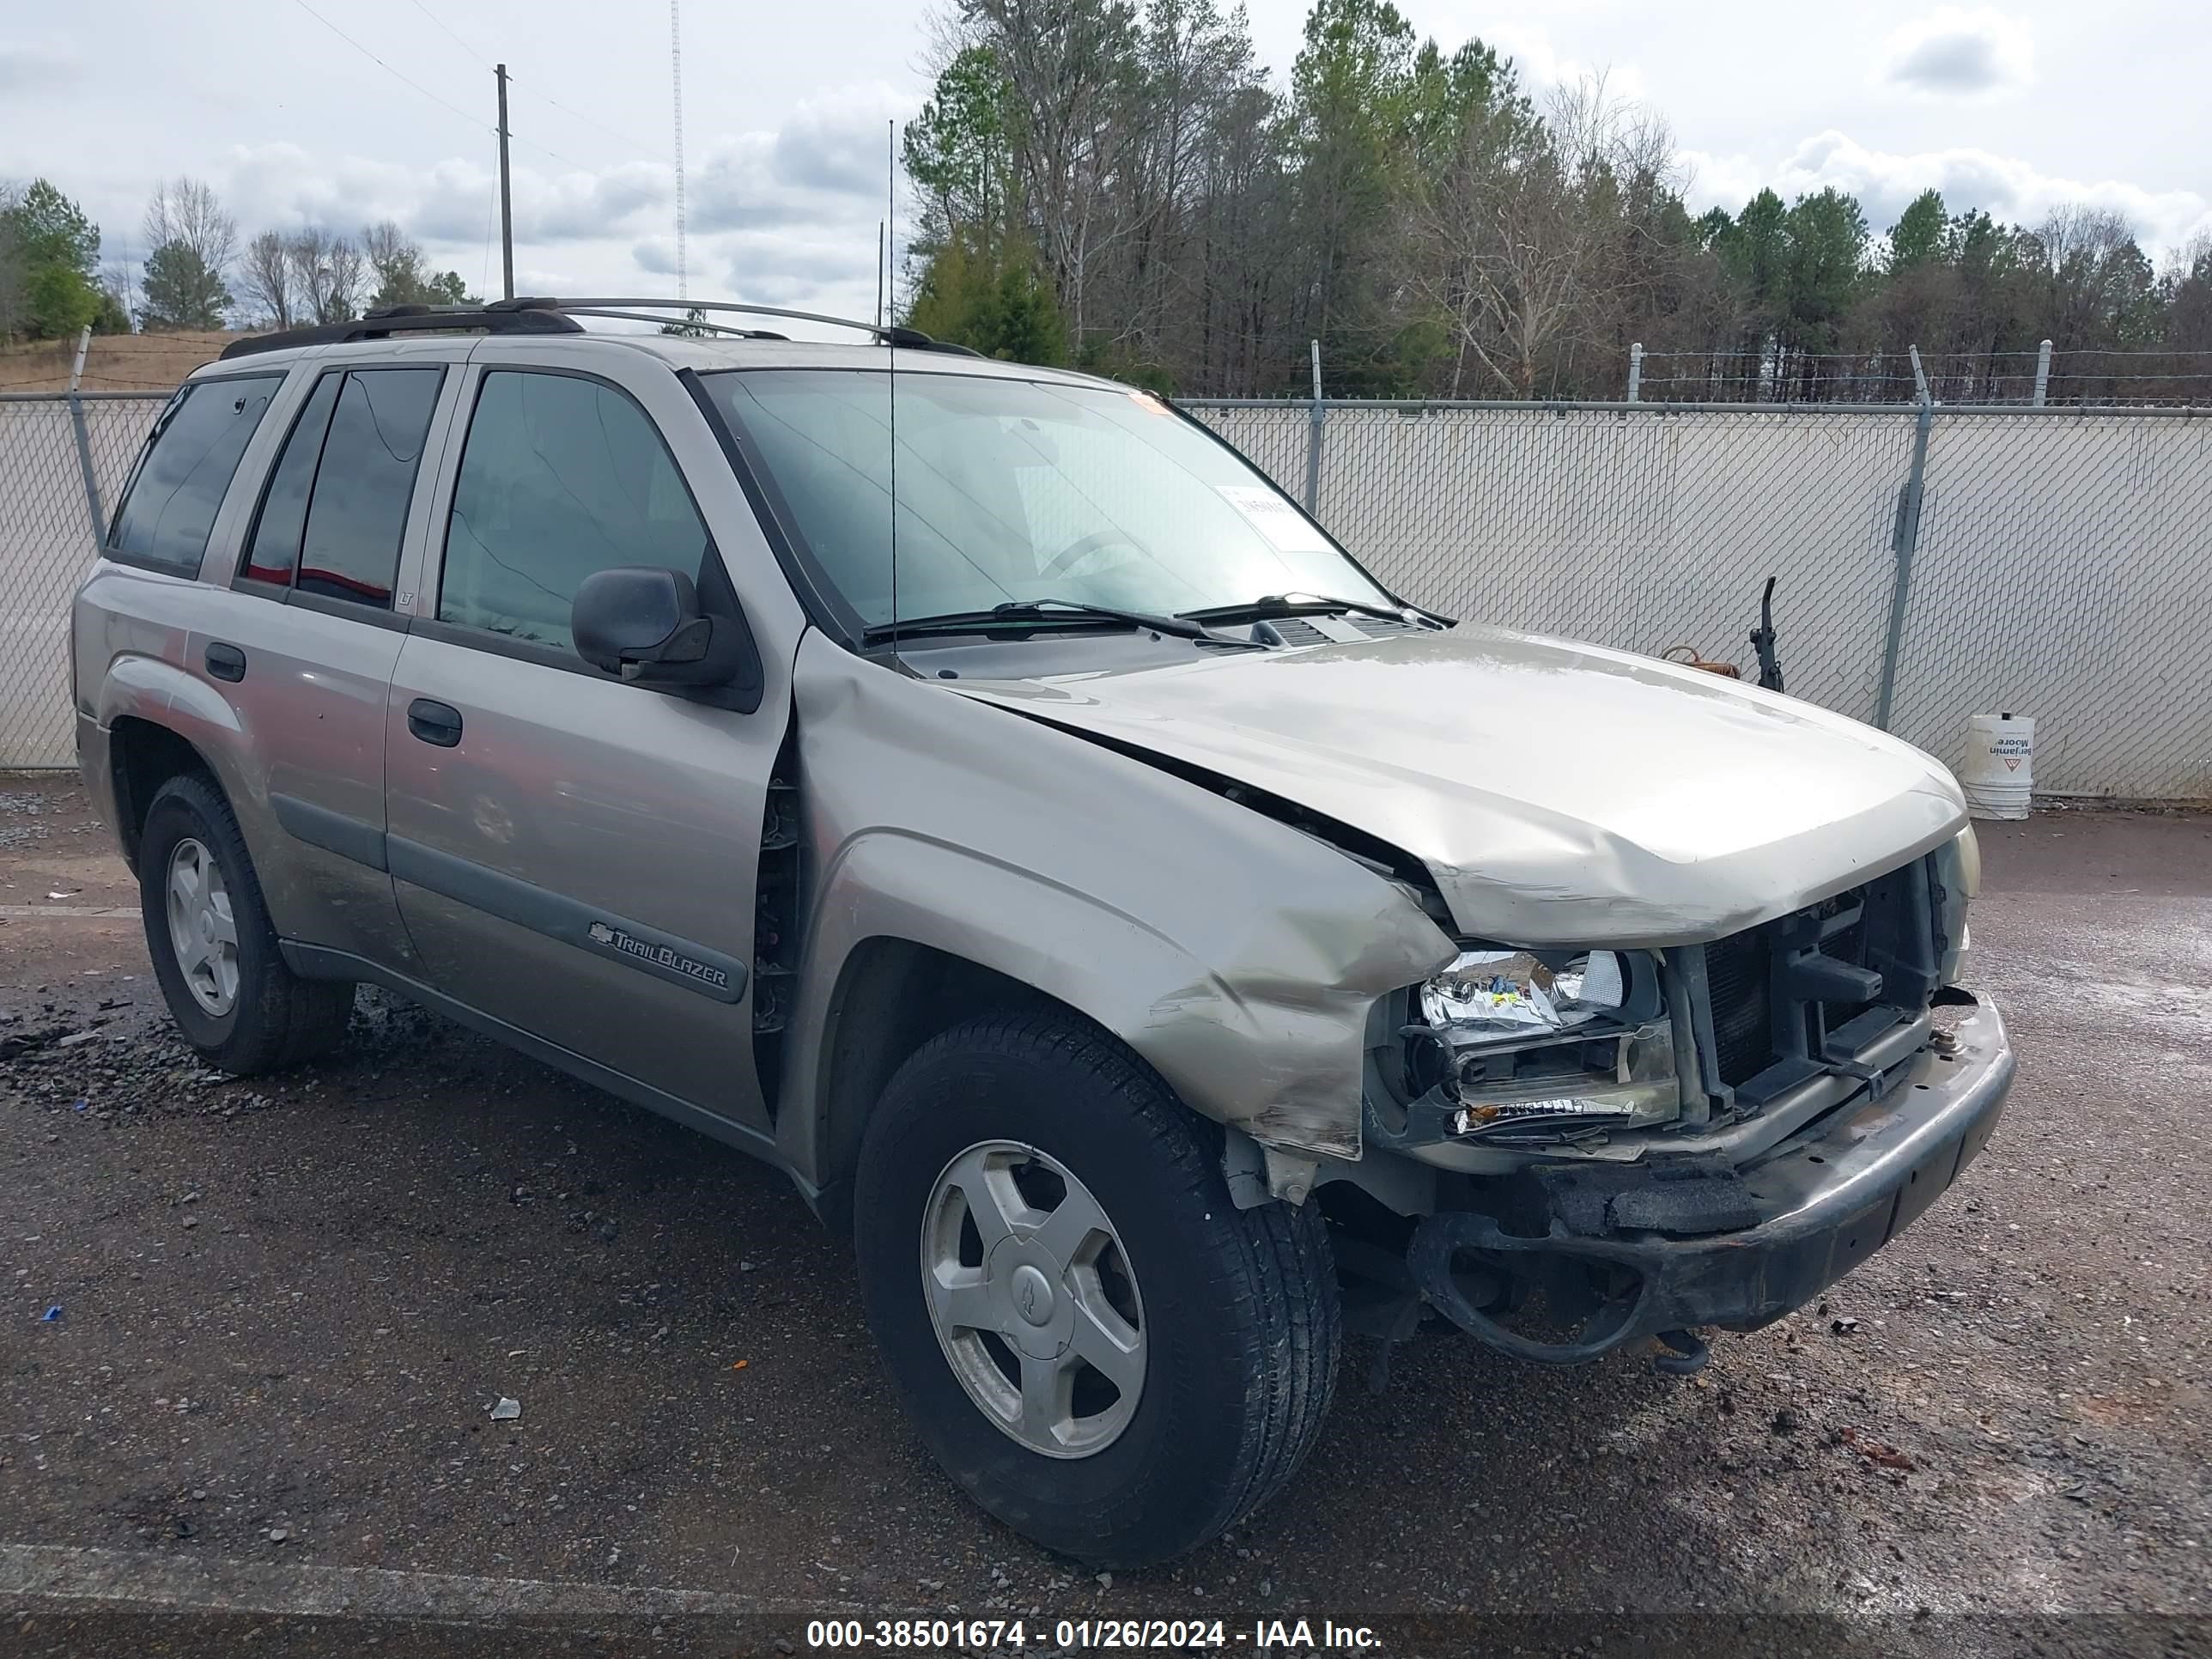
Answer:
363, 220, 411, 279
240, 229, 295, 328
287, 228, 366, 325
143, 178, 237, 279
1399, 73, 1682, 396
324, 235, 366, 320
362, 219, 425, 308
965, 0, 1146, 351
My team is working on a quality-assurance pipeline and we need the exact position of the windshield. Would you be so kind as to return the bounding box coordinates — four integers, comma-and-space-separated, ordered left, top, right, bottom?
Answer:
704, 369, 1389, 629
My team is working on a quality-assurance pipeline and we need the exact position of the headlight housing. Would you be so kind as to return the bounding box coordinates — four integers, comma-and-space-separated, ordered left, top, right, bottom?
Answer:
1934, 827, 1978, 985
1419, 948, 1628, 1039
1404, 946, 1680, 1143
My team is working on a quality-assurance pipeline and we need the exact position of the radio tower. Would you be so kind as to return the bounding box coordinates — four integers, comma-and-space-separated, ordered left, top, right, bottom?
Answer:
670, 0, 687, 300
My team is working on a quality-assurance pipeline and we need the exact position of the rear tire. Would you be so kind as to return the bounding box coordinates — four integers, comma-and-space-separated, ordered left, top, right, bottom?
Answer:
853, 1012, 1340, 1566
137, 773, 354, 1075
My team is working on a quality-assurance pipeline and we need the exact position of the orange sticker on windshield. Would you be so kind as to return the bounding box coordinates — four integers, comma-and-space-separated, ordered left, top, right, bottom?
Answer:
1127, 390, 1171, 415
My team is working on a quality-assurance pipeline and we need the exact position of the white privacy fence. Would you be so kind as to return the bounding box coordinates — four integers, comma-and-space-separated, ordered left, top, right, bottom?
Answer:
1185, 399, 2212, 800
3, 389, 2209, 798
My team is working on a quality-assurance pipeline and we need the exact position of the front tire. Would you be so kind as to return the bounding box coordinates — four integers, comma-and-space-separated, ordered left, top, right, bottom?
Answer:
137, 773, 354, 1075
853, 1012, 1340, 1566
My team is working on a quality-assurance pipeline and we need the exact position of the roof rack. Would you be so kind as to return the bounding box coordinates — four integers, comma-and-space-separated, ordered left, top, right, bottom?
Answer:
218, 301, 582, 360
513, 297, 984, 356
218, 295, 985, 362
561, 307, 791, 340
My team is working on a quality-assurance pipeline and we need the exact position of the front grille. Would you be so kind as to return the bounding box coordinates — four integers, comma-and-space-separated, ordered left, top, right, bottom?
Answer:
1695, 855, 1940, 1103
1702, 928, 1774, 1087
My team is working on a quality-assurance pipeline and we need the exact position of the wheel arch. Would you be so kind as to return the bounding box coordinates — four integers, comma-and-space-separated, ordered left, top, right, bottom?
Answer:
803, 934, 1111, 1231
94, 652, 252, 874
107, 715, 222, 874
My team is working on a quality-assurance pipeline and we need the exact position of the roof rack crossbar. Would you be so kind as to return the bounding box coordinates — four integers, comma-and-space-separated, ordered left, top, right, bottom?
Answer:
495, 297, 984, 356
217, 295, 988, 362
560, 307, 789, 340
495, 295, 900, 338
217, 305, 583, 361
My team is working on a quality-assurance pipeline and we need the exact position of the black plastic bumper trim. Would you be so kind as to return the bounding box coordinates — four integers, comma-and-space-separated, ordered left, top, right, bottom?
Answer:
386, 835, 749, 1005
270, 793, 388, 872
1411, 999, 2015, 1363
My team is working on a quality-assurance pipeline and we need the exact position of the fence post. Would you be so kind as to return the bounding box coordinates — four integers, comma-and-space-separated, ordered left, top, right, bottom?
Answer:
2032, 338, 2052, 407
1874, 347, 1935, 732
1303, 338, 1323, 515
65, 325, 106, 545
1626, 341, 1644, 402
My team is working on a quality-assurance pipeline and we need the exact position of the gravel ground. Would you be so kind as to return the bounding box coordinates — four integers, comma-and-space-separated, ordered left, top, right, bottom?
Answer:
2, 776, 2207, 1658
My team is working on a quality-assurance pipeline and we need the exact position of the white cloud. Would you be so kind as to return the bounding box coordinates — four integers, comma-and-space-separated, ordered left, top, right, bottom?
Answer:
0, 40, 81, 93
1482, 23, 1650, 103
1681, 130, 2212, 250
177, 82, 912, 318
632, 236, 680, 276
1875, 6, 2035, 100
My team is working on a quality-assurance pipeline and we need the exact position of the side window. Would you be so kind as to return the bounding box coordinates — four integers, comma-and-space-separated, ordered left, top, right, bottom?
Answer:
292, 368, 444, 609
107, 374, 284, 575
440, 370, 708, 653
240, 371, 342, 586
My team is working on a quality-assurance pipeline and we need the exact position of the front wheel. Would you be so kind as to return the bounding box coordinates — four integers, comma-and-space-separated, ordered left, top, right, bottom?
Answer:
853, 1013, 1340, 1566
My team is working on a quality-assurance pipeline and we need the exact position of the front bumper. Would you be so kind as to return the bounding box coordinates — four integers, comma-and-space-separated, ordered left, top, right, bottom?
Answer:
1409, 995, 2014, 1364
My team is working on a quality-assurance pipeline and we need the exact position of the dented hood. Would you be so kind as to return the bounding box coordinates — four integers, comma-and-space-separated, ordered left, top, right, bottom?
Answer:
947, 625, 1968, 946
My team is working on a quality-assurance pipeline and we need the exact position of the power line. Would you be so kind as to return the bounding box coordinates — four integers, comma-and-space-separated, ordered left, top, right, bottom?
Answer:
517, 80, 659, 161
399, 0, 658, 160
288, 0, 483, 131
285, 0, 587, 172
400, 0, 491, 67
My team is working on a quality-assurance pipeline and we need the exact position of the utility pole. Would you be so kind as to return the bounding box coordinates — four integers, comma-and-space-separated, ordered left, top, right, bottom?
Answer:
495, 64, 514, 301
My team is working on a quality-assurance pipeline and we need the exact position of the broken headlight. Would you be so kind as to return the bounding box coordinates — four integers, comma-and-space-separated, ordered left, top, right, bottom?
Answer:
1408, 948, 1679, 1142
1419, 948, 1627, 1037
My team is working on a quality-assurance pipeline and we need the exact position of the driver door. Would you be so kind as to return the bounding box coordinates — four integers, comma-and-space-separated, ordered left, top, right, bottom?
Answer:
381, 356, 785, 1134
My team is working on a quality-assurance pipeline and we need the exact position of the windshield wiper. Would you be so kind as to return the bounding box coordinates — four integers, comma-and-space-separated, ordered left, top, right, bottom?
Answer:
865, 599, 1237, 645
1179, 593, 1434, 628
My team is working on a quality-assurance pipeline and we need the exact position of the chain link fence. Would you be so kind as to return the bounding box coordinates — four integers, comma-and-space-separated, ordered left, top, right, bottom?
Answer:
1186, 398, 2212, 801
1, 391, 170, 770
2, 386, 2207, 799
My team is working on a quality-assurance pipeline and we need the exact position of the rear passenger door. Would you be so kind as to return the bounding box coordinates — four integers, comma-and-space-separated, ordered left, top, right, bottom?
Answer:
381, 354, 787, 1136
189, 348, 466, 965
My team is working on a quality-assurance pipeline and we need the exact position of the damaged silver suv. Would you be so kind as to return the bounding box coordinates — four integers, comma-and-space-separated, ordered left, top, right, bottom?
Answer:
72, 297, 2014, 1567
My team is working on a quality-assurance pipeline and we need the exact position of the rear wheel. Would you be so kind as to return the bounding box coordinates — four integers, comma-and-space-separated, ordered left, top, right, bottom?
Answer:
853, 1012, 1340, 1566
137, 774, 354, 1074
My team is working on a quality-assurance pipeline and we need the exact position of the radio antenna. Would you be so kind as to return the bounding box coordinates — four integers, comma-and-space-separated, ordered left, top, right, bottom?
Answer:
886, 116, 898, 654
670, 0, 687, 300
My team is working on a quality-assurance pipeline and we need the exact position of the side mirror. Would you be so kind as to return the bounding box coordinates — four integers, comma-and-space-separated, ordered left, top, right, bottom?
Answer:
573, 567, 718, 681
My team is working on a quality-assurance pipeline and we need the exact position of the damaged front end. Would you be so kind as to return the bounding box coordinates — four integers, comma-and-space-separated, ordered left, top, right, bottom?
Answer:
1345, 837, 2014, 1370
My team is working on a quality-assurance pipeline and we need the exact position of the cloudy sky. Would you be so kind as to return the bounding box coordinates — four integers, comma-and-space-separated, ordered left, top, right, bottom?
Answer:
3, 0, 2206, 327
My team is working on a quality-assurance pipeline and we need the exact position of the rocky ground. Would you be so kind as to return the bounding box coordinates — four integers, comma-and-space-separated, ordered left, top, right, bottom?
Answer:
2, 776, 2206, 1657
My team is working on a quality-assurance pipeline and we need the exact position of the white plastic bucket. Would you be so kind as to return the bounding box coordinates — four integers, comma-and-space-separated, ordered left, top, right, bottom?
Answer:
1960, 712, 2033, 820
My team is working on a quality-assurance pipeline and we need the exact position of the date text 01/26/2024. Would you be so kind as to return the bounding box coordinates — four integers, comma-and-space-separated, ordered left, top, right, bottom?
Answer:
805, 1620, 1382, 1651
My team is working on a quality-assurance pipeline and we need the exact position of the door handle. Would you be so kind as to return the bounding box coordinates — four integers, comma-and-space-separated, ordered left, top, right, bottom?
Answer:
204, 641, 246, 683
407, 698, 463, 747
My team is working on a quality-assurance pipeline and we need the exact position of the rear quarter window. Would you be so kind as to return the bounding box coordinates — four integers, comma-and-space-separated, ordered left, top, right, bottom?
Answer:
106, 374, 286, 576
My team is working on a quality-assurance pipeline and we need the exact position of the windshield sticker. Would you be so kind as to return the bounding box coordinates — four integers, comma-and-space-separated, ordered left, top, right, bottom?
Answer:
1214, 484, 1332, 554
